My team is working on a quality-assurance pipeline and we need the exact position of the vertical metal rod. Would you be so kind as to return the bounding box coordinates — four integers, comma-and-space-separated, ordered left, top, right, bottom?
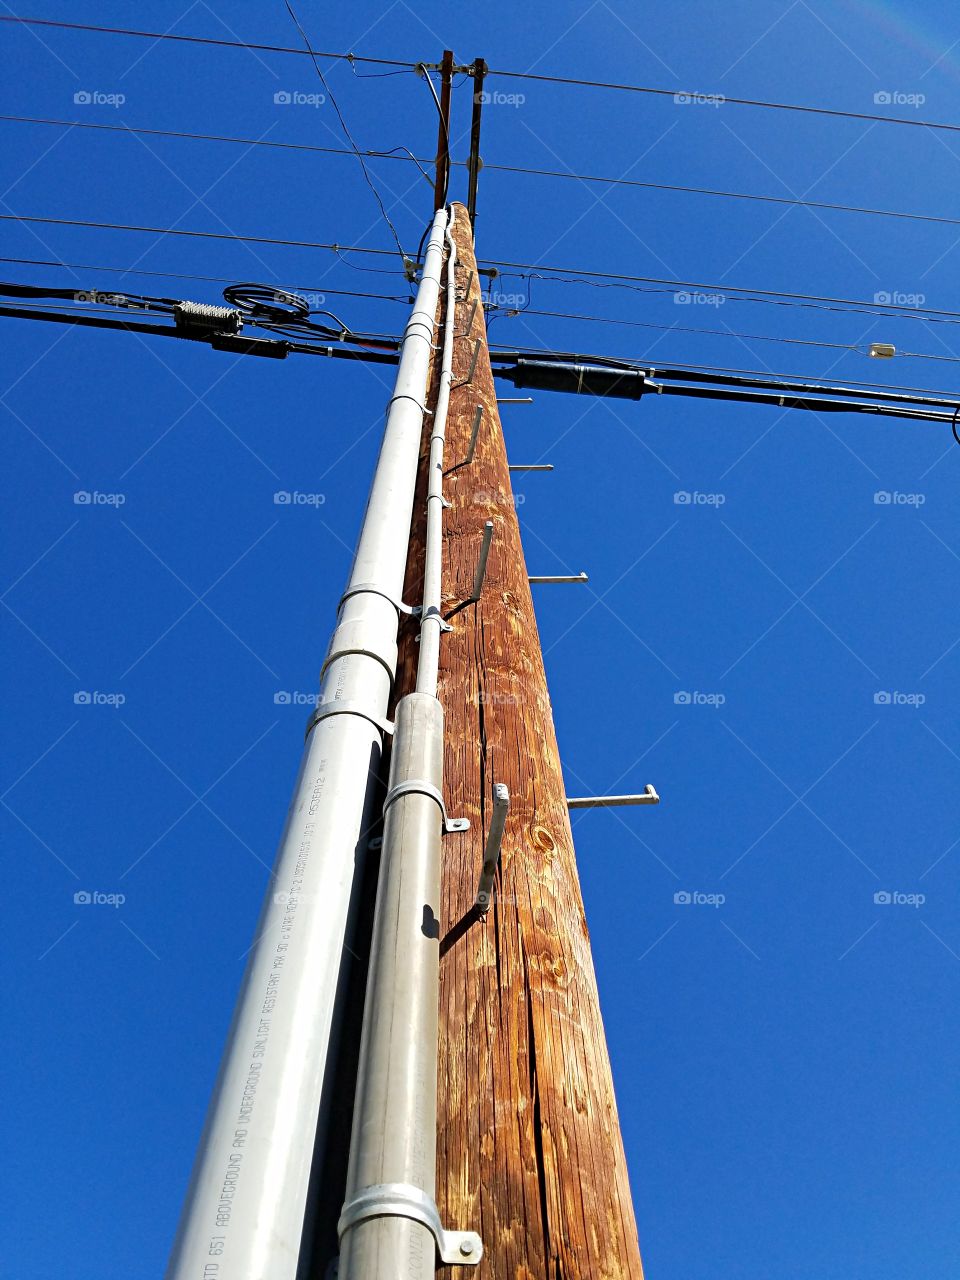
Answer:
165, 208, 451, 1280
476, 783, 510, 913
338, 210, 470, 1278
470, 520, 494, 602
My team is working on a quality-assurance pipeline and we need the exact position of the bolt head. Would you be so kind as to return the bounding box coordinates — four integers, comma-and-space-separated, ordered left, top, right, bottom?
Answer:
459, 1240, 475, 1257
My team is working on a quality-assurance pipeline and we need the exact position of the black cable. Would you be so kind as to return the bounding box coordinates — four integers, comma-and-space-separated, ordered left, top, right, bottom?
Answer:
0, 303, 401, 363
418, 64, 451, 205
3, 299, 955, 420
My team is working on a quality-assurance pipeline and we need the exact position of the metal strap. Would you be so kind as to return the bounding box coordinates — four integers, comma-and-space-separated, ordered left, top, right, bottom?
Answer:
338, 1182, 482, 1266
305, 700, 394, 741
338, 581, 418, 617
382, 779, 469, 834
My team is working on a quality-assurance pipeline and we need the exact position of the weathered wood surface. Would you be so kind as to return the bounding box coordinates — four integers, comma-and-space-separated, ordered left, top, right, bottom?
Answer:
394, 204, 643, 1280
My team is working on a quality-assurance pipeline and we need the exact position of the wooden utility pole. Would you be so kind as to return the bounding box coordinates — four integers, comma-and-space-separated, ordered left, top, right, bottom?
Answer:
394, 203, 644, 1278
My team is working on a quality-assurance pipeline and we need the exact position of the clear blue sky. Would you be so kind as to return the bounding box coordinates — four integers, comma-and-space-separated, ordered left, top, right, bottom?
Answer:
2, 3, 959, 1277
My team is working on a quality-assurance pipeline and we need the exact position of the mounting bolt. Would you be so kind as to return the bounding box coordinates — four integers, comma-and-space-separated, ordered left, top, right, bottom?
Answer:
459, 1240, 475, 1258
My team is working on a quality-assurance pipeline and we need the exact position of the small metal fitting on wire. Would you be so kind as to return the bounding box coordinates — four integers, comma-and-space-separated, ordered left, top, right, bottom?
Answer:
173, 300, 242, 335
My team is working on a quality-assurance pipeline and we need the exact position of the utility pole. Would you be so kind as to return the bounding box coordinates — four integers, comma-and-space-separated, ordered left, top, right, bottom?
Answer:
390, 203, 644, 1277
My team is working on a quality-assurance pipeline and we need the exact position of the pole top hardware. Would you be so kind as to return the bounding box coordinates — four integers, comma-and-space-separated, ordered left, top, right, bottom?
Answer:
338, 1182, 482, 1266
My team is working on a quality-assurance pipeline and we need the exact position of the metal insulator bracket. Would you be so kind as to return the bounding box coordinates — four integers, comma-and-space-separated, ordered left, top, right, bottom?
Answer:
338, 1182, 482, 1266
382, 779, 469, 834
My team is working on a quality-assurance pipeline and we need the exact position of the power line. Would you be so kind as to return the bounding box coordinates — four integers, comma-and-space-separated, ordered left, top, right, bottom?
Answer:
0, 113, 436, 167
4, 297, 956, 420
0, 254, 414, 302
5, 14, 960, 137
488, 308, 960, 364
481, 161, 960, 230
6, 114, 958, 233
4, 254, 953, 365
0, 14, 415, 69
0, 212, 403, 257
485, 66, 960, 136
281, 0, 408, 266
6, 212, 959, 327
483, 259, 960, 322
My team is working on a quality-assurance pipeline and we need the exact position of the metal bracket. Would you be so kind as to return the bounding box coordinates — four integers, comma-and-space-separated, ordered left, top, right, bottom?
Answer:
420, 604, 453, 633
382, 779, 469, 834
476, 782, 509, 913
469, 520, 494, 603
567, 785, 660, 808
338, 1182, 482, 1266
464, 404, 483, 465
305, 700, 395, 741
339, 582, 417, 617
457, 296, 478, 336
529, 572, 589, 584
453, 337, 482, 389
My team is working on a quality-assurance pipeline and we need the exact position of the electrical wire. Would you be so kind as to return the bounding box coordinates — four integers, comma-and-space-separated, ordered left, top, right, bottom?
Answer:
417, 63, 451, 204
8, 213, 960, 330
7, 114, 958, 232
0, 255, 414, 303
487, 305, 960, 363
480, 160, 960, 230
0, 280, 400, 351
281, 0, 408, 267
5, 15, 960, 137
0, 14, 415, 70
484, 64, 960, 136
482, 259, 960, 323
0, 212, 405, 258
3, 296, 956, 419
0, 113, 437, 168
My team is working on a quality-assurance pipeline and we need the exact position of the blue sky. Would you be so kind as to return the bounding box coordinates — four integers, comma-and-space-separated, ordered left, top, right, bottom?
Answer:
2, 3, 959, 1277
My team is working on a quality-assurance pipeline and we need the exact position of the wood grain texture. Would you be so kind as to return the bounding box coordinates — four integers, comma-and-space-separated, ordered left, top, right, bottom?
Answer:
394, 205, 643, 1280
